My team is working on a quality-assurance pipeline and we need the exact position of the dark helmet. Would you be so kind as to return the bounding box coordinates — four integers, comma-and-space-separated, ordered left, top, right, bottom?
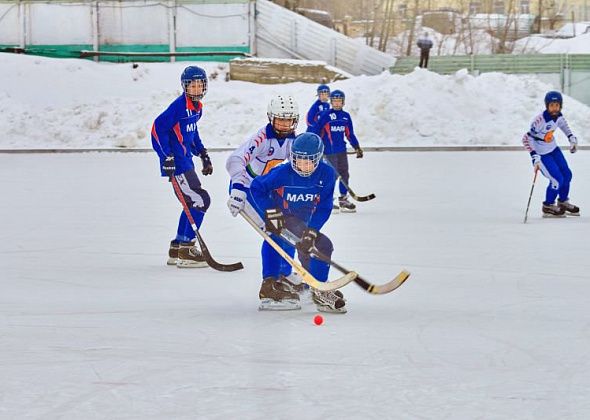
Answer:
290, 133, 324, 177
544, 91, 563, 108
181, 66, 208, 101
330, 90, 345, 100
317, 84, 330, 95
330, 90, 345, 109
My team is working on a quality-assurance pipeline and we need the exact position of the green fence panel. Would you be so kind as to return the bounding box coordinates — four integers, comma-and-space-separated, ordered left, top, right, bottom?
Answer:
391, 53, 590, 75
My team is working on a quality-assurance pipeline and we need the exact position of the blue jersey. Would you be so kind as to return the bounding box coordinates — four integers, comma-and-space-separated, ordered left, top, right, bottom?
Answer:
306, 99, 330, 127
151, 94, 206, 176
308, 108, 360, 155
250, 161, 337, 231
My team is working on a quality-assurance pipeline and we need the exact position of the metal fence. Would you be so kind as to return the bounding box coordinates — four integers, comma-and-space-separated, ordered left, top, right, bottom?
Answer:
254, 0, 395, 76
0, 0, 253, 62
391, 54, 590, 106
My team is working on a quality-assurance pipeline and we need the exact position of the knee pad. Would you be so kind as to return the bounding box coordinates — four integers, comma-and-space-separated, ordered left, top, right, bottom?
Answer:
192, 188, 211, 212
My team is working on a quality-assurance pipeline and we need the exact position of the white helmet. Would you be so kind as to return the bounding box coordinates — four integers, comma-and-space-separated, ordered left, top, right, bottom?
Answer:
267, 95, 299, 137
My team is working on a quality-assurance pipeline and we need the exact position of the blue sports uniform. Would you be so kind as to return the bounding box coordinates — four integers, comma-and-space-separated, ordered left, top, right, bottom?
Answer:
151, 94, 211, 242
522, 109, 577, 205
308, 108, 360, 155
308, 108, 360, 196
306, 99, 330, 127
152, 94, 206, 175
250, 161, 337, 281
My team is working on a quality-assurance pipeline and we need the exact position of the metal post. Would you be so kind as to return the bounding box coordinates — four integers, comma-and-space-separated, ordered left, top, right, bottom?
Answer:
168, 0, 176, 63
91, 1, 99, 62
248, 0, 256, 56
559, 54, 564, 92
18, 0, 26, 49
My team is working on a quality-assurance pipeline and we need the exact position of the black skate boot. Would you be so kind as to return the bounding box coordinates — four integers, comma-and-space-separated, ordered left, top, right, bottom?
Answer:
312, 288, 347, 314
558, 200, 580, 216
338, 195, 356, 213
259, 276, 301, 311
281, 274, 306, 293
177, 241, 208, 268
542, 203, 566, 218
167, 240, 180, 266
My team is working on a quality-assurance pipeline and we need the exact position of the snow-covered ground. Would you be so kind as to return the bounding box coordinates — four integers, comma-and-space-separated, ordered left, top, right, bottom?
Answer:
2, 151, 590, 418
1, 53, 589, 150
514, 32, 590, 53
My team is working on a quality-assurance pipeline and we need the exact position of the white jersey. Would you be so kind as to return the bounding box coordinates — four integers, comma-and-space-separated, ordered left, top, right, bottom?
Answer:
226, 124, 295, 189
522, 111, 575, 155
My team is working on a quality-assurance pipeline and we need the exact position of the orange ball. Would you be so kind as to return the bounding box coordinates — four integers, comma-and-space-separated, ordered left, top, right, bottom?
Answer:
313, 315, 324, 325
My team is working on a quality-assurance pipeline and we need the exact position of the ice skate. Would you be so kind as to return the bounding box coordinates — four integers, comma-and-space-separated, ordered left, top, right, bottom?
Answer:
332, 198, 340, 213
338, 195, 356, 213
312, 288, 347, 314
542, 203, 566, 218
282, 273, 306, 293
283, 273, 313, 303
176, 241, 208, 268
258, 276, 301, 311
558, 200, 580, 216
167, 240, 180, 266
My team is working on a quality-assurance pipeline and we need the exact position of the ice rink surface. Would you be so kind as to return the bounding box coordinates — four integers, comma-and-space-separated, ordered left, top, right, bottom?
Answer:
2, 151, 589, 419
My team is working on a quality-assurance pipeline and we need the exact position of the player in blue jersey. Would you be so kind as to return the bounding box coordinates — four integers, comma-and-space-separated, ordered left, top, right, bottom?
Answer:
305, 84, 330, 127
308, 89, 363, 213
249, 133, 347, 313
151, 66, 214, 267
522, 91, 580, 217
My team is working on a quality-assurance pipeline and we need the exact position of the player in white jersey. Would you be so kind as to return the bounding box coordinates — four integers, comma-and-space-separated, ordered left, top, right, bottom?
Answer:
226, 95, 301, 294
226, 95, 299, 222
522, 91, 580, 217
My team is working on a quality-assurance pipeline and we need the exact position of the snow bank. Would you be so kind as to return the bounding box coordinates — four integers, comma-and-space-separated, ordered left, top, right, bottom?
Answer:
1, 53, 589, 149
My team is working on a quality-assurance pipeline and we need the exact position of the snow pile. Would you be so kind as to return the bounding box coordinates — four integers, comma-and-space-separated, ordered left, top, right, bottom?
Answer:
1, 53, 589, 149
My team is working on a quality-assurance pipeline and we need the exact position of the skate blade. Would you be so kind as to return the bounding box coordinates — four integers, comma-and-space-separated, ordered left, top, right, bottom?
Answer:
176, 260, 208, 268
339, 208, 356, 213
315, 304, 347, 314
542, 213, 566, 218
565, 212, 580, 216
167, 258, 178, 266
259, 299, 301, 311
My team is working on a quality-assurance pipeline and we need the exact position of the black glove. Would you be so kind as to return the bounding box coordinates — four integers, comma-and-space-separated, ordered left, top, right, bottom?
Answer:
296, 227, 319, 254
200, 150, 213, 176
162, 155, 175, 177
264, 208, 284, 235
355, 147, 364, 159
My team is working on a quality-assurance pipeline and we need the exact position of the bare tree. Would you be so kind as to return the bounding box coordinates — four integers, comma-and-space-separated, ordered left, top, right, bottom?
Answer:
405, 0, 420, 56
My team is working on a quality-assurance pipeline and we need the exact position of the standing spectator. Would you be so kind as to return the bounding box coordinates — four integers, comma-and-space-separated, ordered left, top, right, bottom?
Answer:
417, 32, 433, 68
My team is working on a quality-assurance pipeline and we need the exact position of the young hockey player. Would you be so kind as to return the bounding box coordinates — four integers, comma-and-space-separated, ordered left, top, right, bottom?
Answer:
522, 91, 580, 217
225, 94, 299, 223
308, 89, 363, 212
249, 132, 346, 313
151, 66, 214, 267
225, 95, 300, 288
305, 84, 330, 127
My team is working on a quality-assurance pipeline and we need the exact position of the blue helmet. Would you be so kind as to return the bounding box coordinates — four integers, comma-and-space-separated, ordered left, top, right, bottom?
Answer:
290, 133, 324, 177
544, 91, 563, 108
181, 66, 208, 101
317, 84, 330, 94
330, 90, 345, 100
330, 89, 345, 109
